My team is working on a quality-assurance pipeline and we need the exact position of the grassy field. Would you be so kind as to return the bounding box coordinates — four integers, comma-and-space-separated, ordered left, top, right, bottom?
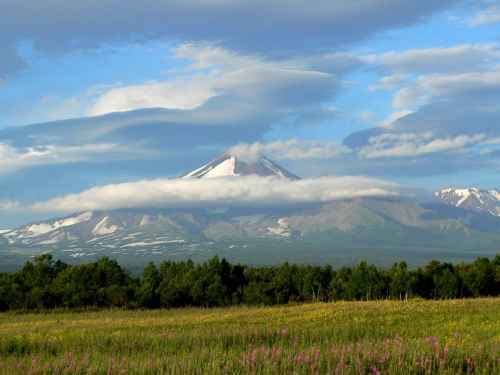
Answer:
0, 299, 499, 374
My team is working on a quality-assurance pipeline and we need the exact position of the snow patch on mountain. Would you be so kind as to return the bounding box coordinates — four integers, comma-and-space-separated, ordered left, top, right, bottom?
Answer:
121, 239, 186, 248
489, 189, 500, 201
260, 158, 289, 179
92, 216, 120, 236
182, 151, 300, 180
38, 232, 68, 245
435, 187, 500, 216
267, 218, 292, 237
202, 156, 237, 178
3, 211, 93, 242
139, 215, 152, 227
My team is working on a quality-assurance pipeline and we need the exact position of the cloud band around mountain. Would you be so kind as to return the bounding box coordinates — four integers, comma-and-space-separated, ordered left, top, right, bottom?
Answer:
30, 175, 399, 214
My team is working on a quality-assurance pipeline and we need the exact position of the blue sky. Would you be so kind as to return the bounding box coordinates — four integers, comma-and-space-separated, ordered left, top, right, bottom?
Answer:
1, 0, 500, 227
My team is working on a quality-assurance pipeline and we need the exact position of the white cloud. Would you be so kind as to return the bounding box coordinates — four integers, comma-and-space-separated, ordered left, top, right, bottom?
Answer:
369, 74, 409, 92
31, 175, 398, 213
174, 43, 267, 71
380, 110, 414, 128
345, 66, 500, 172
0, 200, 20, 211
229, 139, 351, 161
88, 43, 339, 118
393, 69, 500, 109
358, 111, 376, 123
365, 44, 500, 74
0, 143, 148, 175
469, 5, 500, 26
341, 40, 500, 175
361, 44, 500, 112
0, 0, 459, 79
89, 78, 217, 116
352, 43, 500, 168
359, 133, 489, 159
44, 83, 125, 120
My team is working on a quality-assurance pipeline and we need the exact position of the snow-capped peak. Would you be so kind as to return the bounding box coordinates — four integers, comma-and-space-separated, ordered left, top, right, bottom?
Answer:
434, 187, 500, 217
182, 151, 300, 180
489, 189, 500, 201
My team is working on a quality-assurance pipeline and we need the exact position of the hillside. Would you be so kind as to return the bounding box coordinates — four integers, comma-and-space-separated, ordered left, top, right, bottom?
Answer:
1, 299, 499, 374
2, 197, 500, 270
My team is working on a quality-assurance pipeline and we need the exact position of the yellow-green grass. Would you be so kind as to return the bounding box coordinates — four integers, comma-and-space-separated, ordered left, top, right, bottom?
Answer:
0, 299, 499, 374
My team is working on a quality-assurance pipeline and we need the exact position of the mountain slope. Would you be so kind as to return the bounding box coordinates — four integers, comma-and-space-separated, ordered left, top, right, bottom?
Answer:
3, 156, 500, 269
2, 198, 500, 269
434, 187, 500, 217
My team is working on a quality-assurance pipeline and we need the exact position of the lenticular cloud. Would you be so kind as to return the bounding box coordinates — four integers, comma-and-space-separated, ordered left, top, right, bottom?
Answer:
31, 175, 399, 213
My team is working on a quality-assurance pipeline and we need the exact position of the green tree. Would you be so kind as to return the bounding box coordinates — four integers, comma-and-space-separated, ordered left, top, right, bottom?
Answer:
389, 262, 411, 299
137, 262, 160, 308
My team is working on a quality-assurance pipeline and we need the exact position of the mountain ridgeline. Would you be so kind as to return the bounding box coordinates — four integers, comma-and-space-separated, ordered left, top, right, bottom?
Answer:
181, 151, 300, 180
1, 153, 500, 270
434, 187, 500, 217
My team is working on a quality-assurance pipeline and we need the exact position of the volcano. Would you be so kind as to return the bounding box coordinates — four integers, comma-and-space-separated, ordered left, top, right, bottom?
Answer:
4, 153, 500, 271
182, 152, 300, 180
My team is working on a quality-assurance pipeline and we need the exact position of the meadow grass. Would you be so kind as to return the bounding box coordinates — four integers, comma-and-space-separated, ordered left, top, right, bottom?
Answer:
0, 298, 499, 374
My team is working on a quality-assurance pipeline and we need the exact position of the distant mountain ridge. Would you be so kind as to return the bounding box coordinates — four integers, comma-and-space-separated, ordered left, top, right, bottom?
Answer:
434, 187, 500, 217
2, 198, 500, 269
2, 157, 500, 270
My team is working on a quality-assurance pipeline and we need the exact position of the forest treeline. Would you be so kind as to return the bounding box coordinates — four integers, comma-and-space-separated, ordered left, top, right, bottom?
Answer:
0, 254, 499, 310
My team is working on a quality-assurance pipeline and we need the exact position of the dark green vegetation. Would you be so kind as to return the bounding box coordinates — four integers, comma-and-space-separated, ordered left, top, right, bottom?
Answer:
0, 299, 499, 374
1, 254, 499, 311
